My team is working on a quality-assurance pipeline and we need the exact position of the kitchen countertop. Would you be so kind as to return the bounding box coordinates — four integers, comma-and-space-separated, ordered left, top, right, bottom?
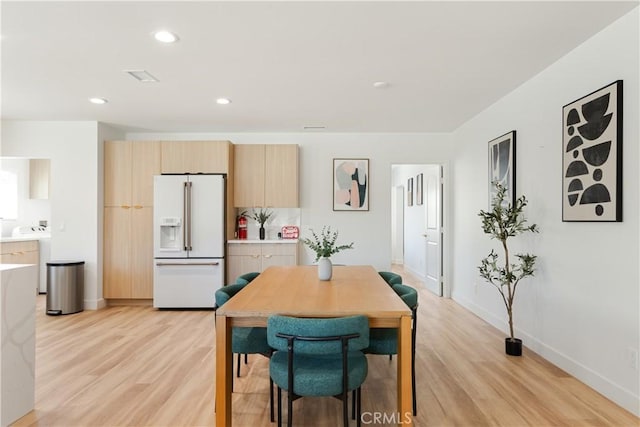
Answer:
228, 239, 298, 244
0, 237, 41, 243
1, 263, 36, 427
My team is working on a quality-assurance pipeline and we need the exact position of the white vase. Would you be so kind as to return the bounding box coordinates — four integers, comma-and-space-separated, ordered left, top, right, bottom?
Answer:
318, 257, 332, 281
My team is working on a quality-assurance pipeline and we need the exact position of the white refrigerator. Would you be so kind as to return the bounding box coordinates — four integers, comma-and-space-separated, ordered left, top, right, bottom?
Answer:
153, 174, 225, 308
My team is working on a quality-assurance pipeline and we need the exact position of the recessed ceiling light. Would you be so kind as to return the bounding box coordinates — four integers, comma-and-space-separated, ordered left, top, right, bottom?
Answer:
216, 98, 231, 105
89, 97, 108, 105
373, 81, 390, 89
154, 30, 179, 43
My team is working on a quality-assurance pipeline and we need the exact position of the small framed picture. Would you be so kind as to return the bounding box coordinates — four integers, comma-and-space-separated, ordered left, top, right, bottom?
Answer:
407, 177, 413, 206
416, 173, 423, 206
488, 130, 516, 207
333, 158, 369, 211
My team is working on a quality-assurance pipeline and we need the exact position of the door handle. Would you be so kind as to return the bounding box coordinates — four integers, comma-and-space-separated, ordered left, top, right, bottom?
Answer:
156, 262, 219, 266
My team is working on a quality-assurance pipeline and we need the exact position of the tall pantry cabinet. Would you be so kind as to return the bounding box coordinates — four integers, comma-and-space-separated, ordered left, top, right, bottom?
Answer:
103, 141, 160, 299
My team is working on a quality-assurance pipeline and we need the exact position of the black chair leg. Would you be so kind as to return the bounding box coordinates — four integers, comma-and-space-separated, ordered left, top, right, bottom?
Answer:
270, 378, 275, 422
412, 353, 417, 416
389, 354, 393, 361
412, 309, 418, 416
236, 353, 241, 377
245, 353, 248, 364
342, 389, 348, 427
357, 387, 362, 427
351, 390, 356, 420
277, 386, 282, 427
287, 388, 293, 427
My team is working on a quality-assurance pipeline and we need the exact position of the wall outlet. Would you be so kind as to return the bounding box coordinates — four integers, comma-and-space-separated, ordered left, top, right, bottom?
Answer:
629, 348, 639, 371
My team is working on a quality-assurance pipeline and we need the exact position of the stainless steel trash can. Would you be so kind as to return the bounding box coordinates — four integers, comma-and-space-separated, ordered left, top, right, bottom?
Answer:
46, 260, 84, 315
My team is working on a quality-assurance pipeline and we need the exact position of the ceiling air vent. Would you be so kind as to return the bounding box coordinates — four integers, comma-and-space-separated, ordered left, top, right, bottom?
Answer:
124, 70, 159, 82
303, 126, 326, 131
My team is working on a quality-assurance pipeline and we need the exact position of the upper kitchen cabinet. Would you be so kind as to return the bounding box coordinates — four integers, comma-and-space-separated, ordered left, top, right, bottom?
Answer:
104, 141, 160, 207
161, 141, 231, 174
234, 144, 298, 207
29, 159, 50, 199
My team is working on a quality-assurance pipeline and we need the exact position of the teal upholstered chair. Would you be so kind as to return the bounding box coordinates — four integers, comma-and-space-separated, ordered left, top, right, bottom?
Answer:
378, 271, 402, 286
235, 271, 260, 285
365, 284, 418, 415
214, 284, 272, 377
214, 284, 275, 421
214, 283, 274, 422
268, 315, 369, 427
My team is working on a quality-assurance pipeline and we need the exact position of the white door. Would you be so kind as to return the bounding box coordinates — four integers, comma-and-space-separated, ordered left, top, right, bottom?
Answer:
424, 166, 442, 296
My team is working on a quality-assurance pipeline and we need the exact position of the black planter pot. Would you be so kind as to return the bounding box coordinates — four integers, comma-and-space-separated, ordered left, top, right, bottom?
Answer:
505, 338, 523, 356
259, 226, 266, 240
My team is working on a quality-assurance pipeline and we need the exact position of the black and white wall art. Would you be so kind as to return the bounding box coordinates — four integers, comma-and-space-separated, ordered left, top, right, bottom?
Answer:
488, 130, 516, 207
562, 80, 622, 222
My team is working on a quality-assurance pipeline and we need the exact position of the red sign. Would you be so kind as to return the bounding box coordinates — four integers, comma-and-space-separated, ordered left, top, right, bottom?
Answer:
281, 226, 299, 239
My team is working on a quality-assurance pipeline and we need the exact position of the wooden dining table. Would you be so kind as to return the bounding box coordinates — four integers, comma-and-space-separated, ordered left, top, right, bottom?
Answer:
215, 265, 414, 426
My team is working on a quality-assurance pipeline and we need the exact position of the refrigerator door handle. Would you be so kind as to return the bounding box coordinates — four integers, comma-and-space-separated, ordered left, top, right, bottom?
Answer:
156, 261, 220, 267
182, 181, 189, 251
187, 181, 193, 251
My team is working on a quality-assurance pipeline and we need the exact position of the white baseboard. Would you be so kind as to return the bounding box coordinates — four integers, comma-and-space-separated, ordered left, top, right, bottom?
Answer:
83, 298, 106, 310
452, 292, 640, 417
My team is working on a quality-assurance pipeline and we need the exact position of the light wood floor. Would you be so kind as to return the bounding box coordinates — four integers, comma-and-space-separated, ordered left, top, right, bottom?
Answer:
14, 266, 638, 426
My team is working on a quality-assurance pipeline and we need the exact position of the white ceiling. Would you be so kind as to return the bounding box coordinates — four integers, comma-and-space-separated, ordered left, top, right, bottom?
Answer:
2, 1, 637, 133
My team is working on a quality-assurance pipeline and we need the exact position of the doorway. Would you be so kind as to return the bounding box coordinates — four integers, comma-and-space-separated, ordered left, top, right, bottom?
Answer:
390, 164, 444, 296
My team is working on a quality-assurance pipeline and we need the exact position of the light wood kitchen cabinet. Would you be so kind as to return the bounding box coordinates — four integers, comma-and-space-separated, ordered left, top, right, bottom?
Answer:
29, 159, 50, 200
0, 240, 39, 265
104, 207, 153, 299
104, 141, 160, 207
234, 144, 298, 207
103, 141, 160, 300
227, 242, 298, 284
161, 141, 231, 174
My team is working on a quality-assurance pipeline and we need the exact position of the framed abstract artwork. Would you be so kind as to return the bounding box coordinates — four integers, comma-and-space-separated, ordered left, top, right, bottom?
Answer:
562, 80, 623, 222
416, 173, 424, 205
407, 178, 413, 206
333, 158, 369, 211
488, 130, 516, 207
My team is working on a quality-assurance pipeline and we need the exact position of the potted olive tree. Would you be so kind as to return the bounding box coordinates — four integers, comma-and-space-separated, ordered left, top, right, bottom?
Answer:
478, 182, 538, 356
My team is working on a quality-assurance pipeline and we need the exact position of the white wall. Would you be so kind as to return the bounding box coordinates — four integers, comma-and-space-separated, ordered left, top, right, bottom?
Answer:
127, 132, 454, 269
450, 9, 639, 415
1, 121, 112, 309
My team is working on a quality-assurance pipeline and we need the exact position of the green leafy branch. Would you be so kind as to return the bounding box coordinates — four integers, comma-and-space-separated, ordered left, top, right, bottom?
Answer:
252, 208, 273, 226
302, 226, 354, 262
